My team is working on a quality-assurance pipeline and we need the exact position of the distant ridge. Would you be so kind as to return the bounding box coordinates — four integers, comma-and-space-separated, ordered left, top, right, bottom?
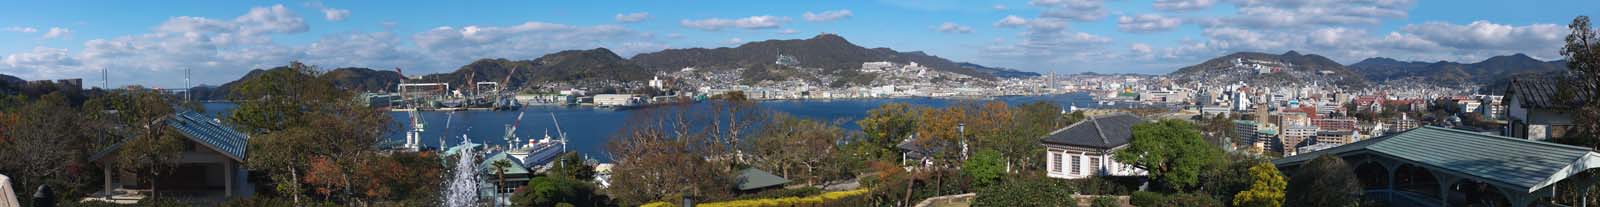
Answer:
631, 34, 1033, 80
1168, 51, 1369, 87
198, 34, 1028, 98
418, 47, 652, 89
1347, 53, 1568, 86
0, 73, 21, 94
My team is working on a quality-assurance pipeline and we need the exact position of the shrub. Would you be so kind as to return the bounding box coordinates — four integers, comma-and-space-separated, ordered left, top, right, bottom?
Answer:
974, 178, 1076, 207
1130, 191, 1167, 207
1163, 193, 1222, 207
1091, 196, 1121, 207
1069, 176, 1137, 195
733, 187, 822, 200
639, 189, 870, 207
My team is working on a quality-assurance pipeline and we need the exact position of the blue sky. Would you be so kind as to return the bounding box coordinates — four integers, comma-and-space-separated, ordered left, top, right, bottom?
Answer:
0, 0, 1595, 88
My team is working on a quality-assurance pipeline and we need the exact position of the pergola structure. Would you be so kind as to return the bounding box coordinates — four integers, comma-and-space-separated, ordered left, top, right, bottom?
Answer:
1275, 126, 1600, 207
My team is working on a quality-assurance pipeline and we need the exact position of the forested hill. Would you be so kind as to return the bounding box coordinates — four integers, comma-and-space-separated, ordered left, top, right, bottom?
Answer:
1347, 53, 1568, 86
630, 33, 1031, 80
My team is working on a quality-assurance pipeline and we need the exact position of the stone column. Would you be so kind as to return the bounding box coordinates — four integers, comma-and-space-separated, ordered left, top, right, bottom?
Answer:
224, 160, 233, 197
102, 163, 112, 198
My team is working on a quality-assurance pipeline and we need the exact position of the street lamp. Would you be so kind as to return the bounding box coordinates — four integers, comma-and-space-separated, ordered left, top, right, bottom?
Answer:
958, 123, 968, 160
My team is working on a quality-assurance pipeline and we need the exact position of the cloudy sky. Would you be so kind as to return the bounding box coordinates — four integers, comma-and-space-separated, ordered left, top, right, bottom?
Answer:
1, 0, 1594, 88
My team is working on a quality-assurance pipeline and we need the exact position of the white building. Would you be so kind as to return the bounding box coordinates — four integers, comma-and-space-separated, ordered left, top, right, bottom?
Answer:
1041, 114, 1148, 179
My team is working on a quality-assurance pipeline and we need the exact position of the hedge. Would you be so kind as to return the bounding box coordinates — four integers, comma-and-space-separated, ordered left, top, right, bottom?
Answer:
641, 189, 870, 207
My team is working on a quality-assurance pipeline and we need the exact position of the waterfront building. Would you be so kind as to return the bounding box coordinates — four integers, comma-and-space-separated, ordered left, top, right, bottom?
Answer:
1040, 114, 1148, 179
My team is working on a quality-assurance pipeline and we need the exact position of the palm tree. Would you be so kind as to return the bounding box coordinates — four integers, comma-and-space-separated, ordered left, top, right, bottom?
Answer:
491, 159, 513, 205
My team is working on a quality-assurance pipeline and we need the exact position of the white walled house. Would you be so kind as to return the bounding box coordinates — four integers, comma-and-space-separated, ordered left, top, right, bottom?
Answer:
1504, 78, 1589, 140
1041, 114, 1148, 179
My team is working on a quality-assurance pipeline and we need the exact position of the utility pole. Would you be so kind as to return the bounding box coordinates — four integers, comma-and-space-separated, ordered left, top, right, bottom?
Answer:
183, 67, 192, 102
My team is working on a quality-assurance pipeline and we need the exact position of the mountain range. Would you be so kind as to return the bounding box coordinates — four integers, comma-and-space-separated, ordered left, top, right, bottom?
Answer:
1168, 51, 1370, 88
1346, 53, 1568, 86
193, 34, 1035, 99
632, 34, 1038, 80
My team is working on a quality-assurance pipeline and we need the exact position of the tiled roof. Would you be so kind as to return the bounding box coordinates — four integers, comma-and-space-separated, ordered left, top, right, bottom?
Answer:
1275, 126, 1600, 193
735, 168, 791, 191
1507, 77, 1594, 109
1040, 114, 1146, 149
166, 110, 250, 162
478, 152, 530, 175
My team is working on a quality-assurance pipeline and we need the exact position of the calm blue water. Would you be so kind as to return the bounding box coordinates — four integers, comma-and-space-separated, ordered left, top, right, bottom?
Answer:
202, 92, 1101, 162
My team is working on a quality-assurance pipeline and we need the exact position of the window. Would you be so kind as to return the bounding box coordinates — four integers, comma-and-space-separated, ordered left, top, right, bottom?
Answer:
1090, 157, 1101, 175
1051, 152, 1062, 173
1070, 155, 1082, 175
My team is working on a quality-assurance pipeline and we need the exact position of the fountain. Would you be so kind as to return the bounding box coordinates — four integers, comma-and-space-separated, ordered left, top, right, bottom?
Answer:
444, 136, 480, 207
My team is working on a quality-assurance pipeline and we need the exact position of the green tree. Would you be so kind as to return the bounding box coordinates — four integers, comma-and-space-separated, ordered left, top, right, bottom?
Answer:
961, 150, 1004, 188
547, 152, 596, 180
0, 93, 96, 206
1285, 155, 1360, 207
746, 112, 846, 185
492, 159, 513, 202
227, 62, 396, 205
512, 176, 604, 207
1559, 15, 1600, 149
1113, 119, 1222, 191
855, 103, 919, 161
1233, 162, 1286, 207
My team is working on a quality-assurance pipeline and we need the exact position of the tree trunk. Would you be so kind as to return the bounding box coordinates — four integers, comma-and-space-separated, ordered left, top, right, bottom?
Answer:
290, 166, 301, 205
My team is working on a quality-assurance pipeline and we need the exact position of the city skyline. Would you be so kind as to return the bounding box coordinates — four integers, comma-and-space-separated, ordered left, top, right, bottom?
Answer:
0, 0, 1594, 88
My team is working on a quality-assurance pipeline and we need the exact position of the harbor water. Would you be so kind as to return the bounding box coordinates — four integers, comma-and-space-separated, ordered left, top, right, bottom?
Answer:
202, 92, 1105, 162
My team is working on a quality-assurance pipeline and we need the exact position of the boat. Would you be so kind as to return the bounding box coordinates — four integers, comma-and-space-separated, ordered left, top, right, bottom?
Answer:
506, 113, 568, 169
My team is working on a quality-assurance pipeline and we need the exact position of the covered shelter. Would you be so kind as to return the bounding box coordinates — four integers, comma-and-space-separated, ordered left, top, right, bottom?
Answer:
478, 152, 532, 198
1275, 126, 1600, 207
734, 168, 791, 192
88, 111, 253, 203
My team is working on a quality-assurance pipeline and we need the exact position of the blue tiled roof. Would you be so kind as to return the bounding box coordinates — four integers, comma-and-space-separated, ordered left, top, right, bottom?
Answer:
1040, 114, 1146, 148
1275, 126, 1600, 193
166, 110, 250, 162
736, 168, 791, 191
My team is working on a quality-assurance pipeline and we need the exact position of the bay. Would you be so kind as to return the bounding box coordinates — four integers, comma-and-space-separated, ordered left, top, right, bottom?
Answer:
202, 92, 1102, 162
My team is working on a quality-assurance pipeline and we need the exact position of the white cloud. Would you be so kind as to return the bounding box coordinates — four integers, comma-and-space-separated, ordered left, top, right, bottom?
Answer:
778, 29, 798, 35
1117, 14, 1182, 33
304, 2, 349, 21
322, 8, 350, 21
615, 12, 650, 23
234, 4, 308, 35
1153, 0, 1215, 11
725, 38, 744, 45
3, 47, 79, 69
993, 4, 1008, 10
1030, 0, 1106, 21
994, 15, 1028, 28
1130, 43, 1154, 54
0, 4, 664, 87
41, 27, 70, 39
936, 22, 973, 33
411, 22, 663, 62
802, 10, 852, 22
680, 16, 788, 31
1198, 0, 1414, 29
4, 27, 38, 33
1401, 20, 1566, 52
